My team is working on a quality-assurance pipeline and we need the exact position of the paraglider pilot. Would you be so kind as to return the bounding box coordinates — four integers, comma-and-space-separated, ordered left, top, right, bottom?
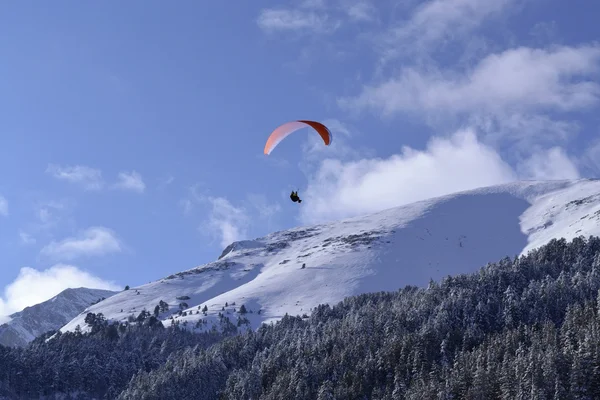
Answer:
290, 191, 302, 203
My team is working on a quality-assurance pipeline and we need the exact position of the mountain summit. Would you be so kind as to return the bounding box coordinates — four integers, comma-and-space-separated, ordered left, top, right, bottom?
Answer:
60, 179, 600, 335
0, 287, 118, 347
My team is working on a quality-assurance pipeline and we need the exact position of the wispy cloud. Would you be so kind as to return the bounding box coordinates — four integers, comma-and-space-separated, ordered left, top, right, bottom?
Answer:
28, 199, 74, 238
381, 0, 516, 57
203, 197, 250, 249
46, 164, 104, 191
346, 1, 377, 22
0, 264, 119, 323
179, 185, 249, 247
299, 118, 375, 178
178, 183, 203, 216
181, 186, 282, 249
257, 8, 338, 34
582, 137, 600, 175
0, 195, 7, 217
159, 175, 175, 189
113, 171, 146, 193
179, 198, 194, 215
46, 164, 149, 194
257, 0, 377, 35
16, 199, 73, 248
36, 200, 67, 225
19, 231, 36, 245
246, 193, 282, 233
40, 227, 122, 261
517, 147, 580, 181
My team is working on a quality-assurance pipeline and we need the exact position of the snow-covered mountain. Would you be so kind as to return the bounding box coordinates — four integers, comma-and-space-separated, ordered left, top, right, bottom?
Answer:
60, 179, 600, 335
0, 287, 118, 347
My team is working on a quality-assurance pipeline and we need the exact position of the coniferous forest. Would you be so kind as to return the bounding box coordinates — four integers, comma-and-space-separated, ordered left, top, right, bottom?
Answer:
2, 236, 600, 399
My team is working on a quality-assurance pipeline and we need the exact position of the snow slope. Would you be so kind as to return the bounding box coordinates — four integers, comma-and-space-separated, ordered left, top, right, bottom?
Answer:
59, 179, 600, 335
0, 287, 118, 347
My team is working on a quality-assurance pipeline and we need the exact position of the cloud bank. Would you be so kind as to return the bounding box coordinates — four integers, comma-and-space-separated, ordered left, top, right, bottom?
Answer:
341, 45, 600, 118
300, 129, 580, 224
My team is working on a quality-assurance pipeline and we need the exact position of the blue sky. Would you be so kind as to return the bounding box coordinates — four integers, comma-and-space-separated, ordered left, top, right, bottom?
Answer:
1, 0, 599, 318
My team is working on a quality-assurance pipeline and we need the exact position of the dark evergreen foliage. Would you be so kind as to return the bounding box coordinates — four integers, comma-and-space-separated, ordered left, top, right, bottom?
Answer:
1, 236, 600, 399
0, 315, 228, 398
119, 236, 600, 399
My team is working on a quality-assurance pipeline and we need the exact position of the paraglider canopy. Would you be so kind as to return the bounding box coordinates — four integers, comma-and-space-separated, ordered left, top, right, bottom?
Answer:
264, 120, 332, 155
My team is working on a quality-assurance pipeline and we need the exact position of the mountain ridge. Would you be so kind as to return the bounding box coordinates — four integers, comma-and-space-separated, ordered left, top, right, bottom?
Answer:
59, 179, 600, 336
0, 287, 118, 347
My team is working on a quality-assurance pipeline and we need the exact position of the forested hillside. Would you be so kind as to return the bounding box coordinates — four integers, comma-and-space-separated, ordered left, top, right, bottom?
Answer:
119, 236, 600, 399
1, 236, 600, 399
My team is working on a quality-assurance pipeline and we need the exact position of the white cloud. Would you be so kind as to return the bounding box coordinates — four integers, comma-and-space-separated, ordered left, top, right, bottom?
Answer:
203, 197, 250, 249
341, 45, 600, 117
40, 227, 122, 261
113, 171, 146, 193
257, 8, 338, 34
19, 231, 36, 245
300, 126, 585, 224
0, 264, 119, 323
300, 129, 520, 224
517, 147, 581, 180
46, 164, 104, 191
0, 195, 7, 217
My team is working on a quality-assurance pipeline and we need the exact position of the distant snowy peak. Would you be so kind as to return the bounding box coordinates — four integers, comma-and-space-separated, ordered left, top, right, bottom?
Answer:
59, 179, 600, 336
0, 287, 118, 347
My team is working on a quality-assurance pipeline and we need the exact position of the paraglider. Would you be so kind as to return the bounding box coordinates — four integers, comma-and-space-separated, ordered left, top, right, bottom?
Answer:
263, 120, 332, 155
264, 120, 332, 205
290, 190, 302, 203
